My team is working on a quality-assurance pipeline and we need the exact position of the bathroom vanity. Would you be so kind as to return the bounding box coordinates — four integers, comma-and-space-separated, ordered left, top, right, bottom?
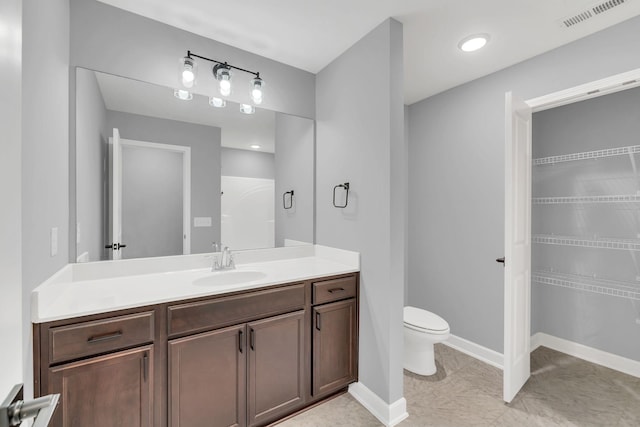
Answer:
31, 246, 359, 427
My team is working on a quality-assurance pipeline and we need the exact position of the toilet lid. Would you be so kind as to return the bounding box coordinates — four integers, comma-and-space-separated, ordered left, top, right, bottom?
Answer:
404, 306, 449, 332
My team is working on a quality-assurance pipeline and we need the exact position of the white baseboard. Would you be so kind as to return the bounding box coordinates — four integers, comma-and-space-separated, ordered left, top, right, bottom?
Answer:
530, 332, 544, 351
531, 332, 640, 378
442, 334, 504, 370
348, 382, 408, 427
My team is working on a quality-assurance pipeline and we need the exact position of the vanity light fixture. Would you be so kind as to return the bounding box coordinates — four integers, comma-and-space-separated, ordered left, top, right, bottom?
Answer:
209, 96, 226, 108
173, 89, 193, 101
180, 50, 264, 104
250, 77, 264, 105
214, 63, 232, 96
180, 56, 196, 88
240, 103, 255, 114
458, 34, 490, 52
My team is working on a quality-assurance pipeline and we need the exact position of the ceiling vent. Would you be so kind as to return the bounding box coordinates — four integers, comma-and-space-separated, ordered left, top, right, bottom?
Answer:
592, 0, 627, 14
558, 0, 628, 28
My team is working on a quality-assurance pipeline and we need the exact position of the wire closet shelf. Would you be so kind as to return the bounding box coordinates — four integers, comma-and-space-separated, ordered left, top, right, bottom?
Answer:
532, 142, 640, 301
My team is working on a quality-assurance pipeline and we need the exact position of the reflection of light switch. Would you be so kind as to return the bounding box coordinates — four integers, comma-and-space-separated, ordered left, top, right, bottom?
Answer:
194, 217, 212, 227
51, 227, 58, 257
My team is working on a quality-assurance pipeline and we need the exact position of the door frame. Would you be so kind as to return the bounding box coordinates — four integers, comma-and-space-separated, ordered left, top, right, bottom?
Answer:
118, 138, 192, 256
503, 67, 640, 401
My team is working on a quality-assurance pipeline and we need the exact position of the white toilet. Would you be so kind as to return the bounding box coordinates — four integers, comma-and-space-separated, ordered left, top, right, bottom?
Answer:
403, 306, 450, 376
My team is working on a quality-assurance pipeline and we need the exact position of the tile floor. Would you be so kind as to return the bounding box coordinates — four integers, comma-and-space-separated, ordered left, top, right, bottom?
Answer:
277, 344, 640, 426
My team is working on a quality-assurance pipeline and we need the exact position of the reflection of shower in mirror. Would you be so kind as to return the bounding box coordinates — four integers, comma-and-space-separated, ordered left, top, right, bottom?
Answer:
221, 176, 275, 250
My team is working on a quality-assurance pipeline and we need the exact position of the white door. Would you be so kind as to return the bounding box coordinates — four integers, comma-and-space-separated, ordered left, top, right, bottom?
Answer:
121, 143, 186, 259
109, 130, 191, 260
503, 92, 532, 403
109, 128, 123, 260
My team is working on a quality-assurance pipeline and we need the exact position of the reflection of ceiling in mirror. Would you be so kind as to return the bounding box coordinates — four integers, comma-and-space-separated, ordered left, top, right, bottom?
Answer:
94, 71, 276, 153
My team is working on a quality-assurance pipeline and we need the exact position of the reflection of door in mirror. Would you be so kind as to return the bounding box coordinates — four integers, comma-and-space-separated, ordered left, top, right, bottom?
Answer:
107, 129, 191, 260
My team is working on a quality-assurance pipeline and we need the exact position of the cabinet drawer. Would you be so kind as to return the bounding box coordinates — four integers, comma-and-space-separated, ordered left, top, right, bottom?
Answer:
49, 311, 154, 364
168, 283, 306, 337
312, 275, 357, 305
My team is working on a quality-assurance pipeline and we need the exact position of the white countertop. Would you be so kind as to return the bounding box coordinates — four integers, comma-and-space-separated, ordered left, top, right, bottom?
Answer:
32, 245, 359, 323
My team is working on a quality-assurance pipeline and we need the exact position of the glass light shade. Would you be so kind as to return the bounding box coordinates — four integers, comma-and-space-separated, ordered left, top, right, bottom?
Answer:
458, 34, 489, 52
239, 103, 255, 114
219, 78, 231, 97
209, 97, 226, 108
215, 65, 232, 97
173, 89, 193, 101
180, 57, 196, 88
250, 77, 264, 105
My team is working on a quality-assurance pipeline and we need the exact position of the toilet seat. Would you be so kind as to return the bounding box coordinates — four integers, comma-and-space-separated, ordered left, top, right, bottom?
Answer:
404, 306, 449, 334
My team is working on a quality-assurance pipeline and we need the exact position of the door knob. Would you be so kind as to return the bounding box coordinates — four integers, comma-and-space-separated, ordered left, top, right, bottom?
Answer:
105, 243, 127, 250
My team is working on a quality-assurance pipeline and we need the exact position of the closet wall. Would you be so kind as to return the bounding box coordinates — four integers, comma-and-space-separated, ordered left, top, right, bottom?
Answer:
532, 86, 640, 361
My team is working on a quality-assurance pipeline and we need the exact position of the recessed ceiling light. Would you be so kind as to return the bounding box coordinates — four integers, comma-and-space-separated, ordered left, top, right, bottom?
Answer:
250, 144, 261, 150
458, 34, 489, 52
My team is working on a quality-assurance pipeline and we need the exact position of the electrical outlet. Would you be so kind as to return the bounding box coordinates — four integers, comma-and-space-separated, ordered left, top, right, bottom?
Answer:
50, 227, 58, 257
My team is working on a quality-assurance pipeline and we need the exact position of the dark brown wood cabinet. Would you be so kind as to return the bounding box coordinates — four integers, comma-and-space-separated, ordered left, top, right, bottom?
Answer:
169, 325, 246, 427
312, 299, 358, 397
48, 345, 153, 427
247, 310, 305, 426
168, 310, 306, 427
35, 273, 359, 427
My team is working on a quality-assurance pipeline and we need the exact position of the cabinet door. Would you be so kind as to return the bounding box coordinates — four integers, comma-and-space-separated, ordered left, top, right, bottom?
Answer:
48, 345, 153, 427
247, 310, 306, 427
313, 299, 357, 397
168, 324, 246, 427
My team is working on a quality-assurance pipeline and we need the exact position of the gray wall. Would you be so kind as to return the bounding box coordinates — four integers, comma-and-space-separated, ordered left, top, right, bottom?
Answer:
76, 68, 108, 262
69, 0, 315, 118
0, 0, 23, 394
531, 87, 640, 361
407, 16, 640, 354
316, 19, 405, 404
274, 113, 315, 246
22, 0, 70, 398
221, 147, 275, 179
122, 145, 184, 259
107, 111, 221, 254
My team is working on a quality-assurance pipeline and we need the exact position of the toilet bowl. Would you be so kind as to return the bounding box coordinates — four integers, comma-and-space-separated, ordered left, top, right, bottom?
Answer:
403, 306, 450, 376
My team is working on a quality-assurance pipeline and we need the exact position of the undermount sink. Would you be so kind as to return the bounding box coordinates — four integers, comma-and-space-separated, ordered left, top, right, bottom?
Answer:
193, 271, 267, 287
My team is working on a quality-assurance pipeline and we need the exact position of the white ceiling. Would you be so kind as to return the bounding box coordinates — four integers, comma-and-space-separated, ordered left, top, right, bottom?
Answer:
98, 0, 640, 105
95, 71, 276, 152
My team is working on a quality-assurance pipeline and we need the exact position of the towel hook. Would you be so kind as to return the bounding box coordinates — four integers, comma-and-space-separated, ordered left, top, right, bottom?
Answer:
283, 190, 294, 209
333, 182, 350, 208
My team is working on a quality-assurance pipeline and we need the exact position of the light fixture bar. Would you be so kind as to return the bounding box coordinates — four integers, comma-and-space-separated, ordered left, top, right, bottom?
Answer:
186, 50, 261, 79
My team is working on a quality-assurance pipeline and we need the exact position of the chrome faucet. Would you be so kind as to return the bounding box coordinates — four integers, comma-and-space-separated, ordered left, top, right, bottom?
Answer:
220, 246, 235, 270
212, 242, 235, 271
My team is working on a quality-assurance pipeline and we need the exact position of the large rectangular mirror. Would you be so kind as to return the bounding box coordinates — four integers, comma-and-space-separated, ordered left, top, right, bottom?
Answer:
74, 67, 314, 262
